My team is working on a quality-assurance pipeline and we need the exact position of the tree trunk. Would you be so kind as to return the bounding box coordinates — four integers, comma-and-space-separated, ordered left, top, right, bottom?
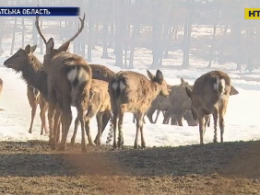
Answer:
208, 9, 219, 68
182, 0, 194, 68
10, 18, 17, 55
101, 23, 110, 58
129, 24, 137, 69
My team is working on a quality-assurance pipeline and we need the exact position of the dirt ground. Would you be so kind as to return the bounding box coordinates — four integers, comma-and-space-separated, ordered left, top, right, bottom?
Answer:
0, 140, 260, 195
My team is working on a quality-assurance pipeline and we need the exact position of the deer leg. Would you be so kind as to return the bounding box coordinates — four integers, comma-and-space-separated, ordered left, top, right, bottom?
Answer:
171, 116, 178, 125
154, 110, 161, 124
213, 109, 218, 143
219, 106, 227, 143
94, 112, 110, 144
78, 108, 87, 153
140, 113, 146, 149
105, 113, 114, 145
176, 115, 184, 126
40, 101, 48, 135
70, 116, 79, 146
58, 104, 72, 151
132, 114, 136, 123
134, 112, 141, 149
54, 107, 61, 143
118, 105, 126, 148
112, 112, 118, 149
95, 112, 103, 146
163, 107, 172, 124
47, 103, 56, 150
146, 107, 155, 124
205, 115, 211, 127
84, 105, 98, 146
94, 111, 112, 144
198, 117, 206, 145
28, 102, 37, 134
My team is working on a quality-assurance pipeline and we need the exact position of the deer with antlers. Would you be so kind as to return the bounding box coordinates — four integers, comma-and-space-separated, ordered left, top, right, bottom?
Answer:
34, 14, 94, 152
27, 85, 48, 135
109, 70, 169, 149
185, 70, 239, 145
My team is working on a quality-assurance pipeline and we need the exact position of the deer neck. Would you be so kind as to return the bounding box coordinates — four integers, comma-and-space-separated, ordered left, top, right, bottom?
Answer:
150, 82, 161, 100
21, 56, 48, 99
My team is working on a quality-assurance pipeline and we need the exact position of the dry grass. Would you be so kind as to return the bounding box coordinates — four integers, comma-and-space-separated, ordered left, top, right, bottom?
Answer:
0, 140, 260, 195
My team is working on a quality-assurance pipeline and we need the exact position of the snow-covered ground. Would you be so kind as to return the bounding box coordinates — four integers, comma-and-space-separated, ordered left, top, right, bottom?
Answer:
0, 35, 260, 148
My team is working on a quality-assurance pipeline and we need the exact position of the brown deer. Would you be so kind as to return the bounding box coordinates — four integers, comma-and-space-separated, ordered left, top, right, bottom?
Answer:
185, 70, 239, 145
35, 14, 94, 152
109, 70, 169, 149
3, 44, 63, 142
35, 15, 118, 151
27, 85, 48, 135
54, 64, 116, 146
145, 78, 197, 126
3, 45, 50, 129
70, 79, 112, 146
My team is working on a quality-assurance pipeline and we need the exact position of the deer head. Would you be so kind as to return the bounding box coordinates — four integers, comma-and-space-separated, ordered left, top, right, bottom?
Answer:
4, 44, 37, 71
147, 70, 169, 97
35, 14, 86, 69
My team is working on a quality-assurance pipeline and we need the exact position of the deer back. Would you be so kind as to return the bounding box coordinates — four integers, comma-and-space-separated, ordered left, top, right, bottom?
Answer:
90, 64, 115, 82
186, 71, 236, 117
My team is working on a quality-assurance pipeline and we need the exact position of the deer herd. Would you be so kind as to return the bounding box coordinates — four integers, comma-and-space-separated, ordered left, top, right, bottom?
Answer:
0, 14, 239, 152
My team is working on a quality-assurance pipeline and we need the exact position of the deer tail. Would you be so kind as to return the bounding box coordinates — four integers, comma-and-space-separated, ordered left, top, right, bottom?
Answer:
213, 77, 225, 94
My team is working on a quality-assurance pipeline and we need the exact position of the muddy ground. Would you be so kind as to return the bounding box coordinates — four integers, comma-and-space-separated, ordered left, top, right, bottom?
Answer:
0, 140, 260, 195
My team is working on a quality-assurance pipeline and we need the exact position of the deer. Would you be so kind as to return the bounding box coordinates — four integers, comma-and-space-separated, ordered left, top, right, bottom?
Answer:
143, 78, 197, 126
70, 79, 112, 146
185, 70, 239, 145
35, 15, 121, 151
3, 45, 50, 128
108, 70, 169, 149
53, 63, 117, 146
27, 85, 48, 135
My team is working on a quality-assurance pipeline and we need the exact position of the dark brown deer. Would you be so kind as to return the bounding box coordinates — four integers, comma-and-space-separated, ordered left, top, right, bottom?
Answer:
185, 70, 239, 145
3, 45, 50, 131
109, 70, 169, 149
70, 79, 112, 146
27, 85, 48, 135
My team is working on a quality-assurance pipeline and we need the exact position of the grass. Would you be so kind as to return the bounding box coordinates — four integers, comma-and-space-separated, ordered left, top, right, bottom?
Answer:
0, 140, 260, 194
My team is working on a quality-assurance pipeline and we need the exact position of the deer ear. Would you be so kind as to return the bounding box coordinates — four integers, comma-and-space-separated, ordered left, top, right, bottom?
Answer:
24, 44, 31, 54
146, 70, 155, 80
58, 41, 70, 52
185, 87, 192, 98
46, 38, 54, 54
155, 70, 164, 82
30, 45, 37, 53
230, 85, 239, 96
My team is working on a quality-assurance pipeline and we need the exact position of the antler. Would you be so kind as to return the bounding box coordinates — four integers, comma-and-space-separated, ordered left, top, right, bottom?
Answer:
35, 15, 47, 45
65, 13, 86, 43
